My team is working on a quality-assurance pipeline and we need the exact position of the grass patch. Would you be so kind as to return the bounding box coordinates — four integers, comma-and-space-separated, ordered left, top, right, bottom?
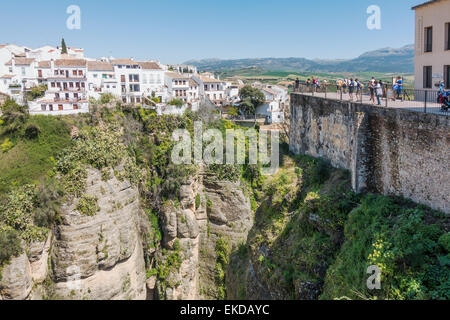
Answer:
0, 116, 72, 194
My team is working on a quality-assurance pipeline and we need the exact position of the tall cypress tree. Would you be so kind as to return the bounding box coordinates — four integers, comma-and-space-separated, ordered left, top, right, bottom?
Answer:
61, 38, 68, 54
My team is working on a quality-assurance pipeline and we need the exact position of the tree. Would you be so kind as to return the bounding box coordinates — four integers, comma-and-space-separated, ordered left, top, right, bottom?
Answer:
238, 85, 265, 115
61, 38, 68, 54
0, 98, 29, 135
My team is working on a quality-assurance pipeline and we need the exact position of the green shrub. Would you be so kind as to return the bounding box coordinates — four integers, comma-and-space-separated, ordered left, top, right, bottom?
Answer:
24, 124, 40, 139
321, 195, 449, 300
100, 93, 115, 105
168, 99, 183, 107
195, 194, 201, 210
0, 226, 22, 264
76, 195, 100, 217
0, 98, 29, 135
438, 233, 450, 252
215, 237, 231, 300
0, 185, 48, 243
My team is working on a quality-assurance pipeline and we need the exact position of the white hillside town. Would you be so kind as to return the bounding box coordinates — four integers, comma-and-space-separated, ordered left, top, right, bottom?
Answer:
0, 42, 289, 122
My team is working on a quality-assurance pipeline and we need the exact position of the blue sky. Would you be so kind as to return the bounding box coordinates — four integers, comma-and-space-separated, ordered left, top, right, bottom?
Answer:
0, 0, 420, 63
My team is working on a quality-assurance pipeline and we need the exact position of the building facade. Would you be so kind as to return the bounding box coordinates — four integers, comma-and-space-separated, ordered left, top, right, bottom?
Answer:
413, 0, 450, 89
29, 59, 89, 115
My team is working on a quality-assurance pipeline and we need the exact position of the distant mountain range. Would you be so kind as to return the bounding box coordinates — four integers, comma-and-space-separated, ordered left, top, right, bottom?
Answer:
185, 45, 414, 74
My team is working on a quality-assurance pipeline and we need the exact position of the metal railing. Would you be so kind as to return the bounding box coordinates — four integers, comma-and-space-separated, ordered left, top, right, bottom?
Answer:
293, 80, 449, 116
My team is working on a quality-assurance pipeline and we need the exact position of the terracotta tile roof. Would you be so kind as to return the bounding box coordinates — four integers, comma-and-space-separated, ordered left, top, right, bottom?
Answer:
0, 45, 8, 49
189, 79, 199, 87
5, 58, 35, 66
87, 61, 114, 71
200, 77, 223, 84
55, 59, 87, 67
165, 72, 190, 79
0, 74, 15, 79
38, 61, 51, 68
262, 88, 277, 95
138, 61, 162, 70
110, 59, 139, 66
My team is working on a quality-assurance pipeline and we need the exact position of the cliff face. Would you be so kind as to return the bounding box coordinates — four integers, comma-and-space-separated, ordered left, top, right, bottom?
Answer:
151, 170, 254, 300
0, 168, 148, 300
0, 165, 254, 301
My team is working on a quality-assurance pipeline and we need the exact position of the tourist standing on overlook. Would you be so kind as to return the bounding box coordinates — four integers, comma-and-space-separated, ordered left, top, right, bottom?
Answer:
356, 79, 363, 101
343, 79, 348, 94
294, 78, 300, 92
375, 80, 383, 105
395, 76, 403, 101
369, 77, 376, 103
348, 78, 355, 101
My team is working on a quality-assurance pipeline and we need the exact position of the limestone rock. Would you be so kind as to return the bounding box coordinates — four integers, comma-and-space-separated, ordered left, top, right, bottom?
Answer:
0, 253, 32, 300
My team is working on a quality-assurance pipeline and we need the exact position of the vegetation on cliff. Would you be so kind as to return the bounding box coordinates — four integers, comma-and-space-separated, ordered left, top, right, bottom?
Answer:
227, 149, 449, 300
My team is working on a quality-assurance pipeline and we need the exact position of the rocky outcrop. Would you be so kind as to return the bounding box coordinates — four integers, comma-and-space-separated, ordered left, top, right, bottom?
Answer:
154, 171, 254, 300
0, 168, 147, 300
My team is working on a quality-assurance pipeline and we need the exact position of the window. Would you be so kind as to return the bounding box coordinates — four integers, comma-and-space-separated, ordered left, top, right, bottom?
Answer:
446, 23, 450, 51
73, 70, 77, 76
51, 82, 56, 88
49, 104, 53, 111
423, 66, 432, 89
445, 65, 450, 89
93, 74, 98, 78
58, 105, 63, 111
73, 104, 78, 110
129, 84, 140, 92
425, 26, 433, 52
21, 67, 26, 76
121, 75, 126, 82
129, 74, 139, 82
78, 70, 83, 76
41, 104, 46, 111
102, 74, 107, 79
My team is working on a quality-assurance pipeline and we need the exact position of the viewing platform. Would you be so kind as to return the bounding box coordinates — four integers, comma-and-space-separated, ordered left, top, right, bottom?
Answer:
293, 86, 449, 117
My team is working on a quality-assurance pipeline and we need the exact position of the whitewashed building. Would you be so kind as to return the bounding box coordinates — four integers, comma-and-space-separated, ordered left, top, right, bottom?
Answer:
165, 72, 191, 103
110, 59, 144, 104
138, 61, 166, 101
196, 76, 227, 106
29, 59, 89, 115
0, 44, 30, 77
255, 86, 288, 124
87, 61, 120, 100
